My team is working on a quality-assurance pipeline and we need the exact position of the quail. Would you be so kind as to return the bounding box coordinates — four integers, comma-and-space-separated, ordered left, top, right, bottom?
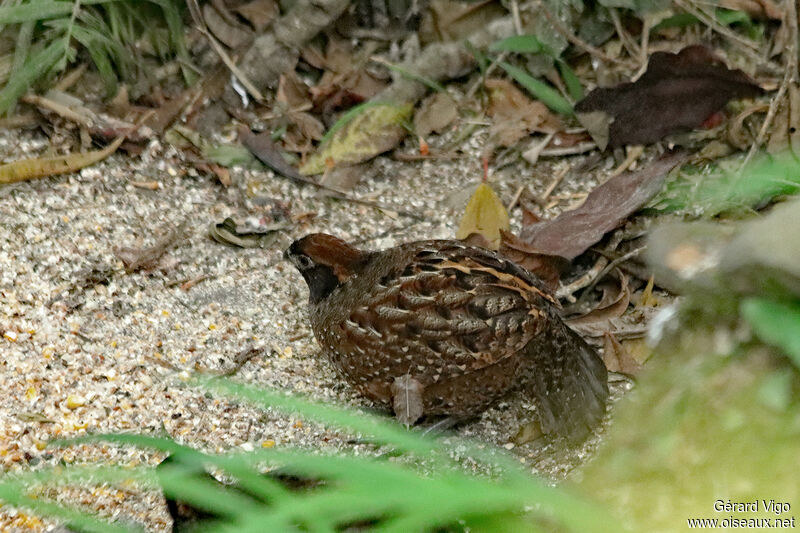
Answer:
286, 233, 608, 441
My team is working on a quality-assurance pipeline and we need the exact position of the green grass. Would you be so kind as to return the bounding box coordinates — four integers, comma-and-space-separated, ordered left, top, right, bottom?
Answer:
1, 376, 618, 532
0, 0, 192, 114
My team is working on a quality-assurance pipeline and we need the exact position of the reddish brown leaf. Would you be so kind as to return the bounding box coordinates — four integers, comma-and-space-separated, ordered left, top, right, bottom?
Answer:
519, 150, 688, 260
575, 45, 763, 149
499, 230, 568, 291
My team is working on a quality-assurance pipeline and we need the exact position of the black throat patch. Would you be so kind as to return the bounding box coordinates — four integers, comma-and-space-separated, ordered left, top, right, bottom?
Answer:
302, 264, 341, 303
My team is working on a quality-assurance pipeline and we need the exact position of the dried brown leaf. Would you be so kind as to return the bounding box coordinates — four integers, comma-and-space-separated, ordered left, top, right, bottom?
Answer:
419, 0, 506, 44
203, 3, 251, 48
277, 72, 311, 109
499, 230, 567, 291
115, 227, 184, 273
575, 45, 763, 149
568, 274, 631, 326
485, 78, 561, 147
602, 331, 643, 376
519, 151, 688, 260
235, 0, 278, 31
719, 0, 782, 19
414, 92, 458, 138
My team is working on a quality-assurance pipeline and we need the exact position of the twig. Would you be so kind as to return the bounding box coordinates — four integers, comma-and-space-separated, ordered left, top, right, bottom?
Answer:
606, 145, 644, 182
741, 0, 798, 167
557, 255, 609, 301
576, 247, 646, 306
541, 164, 568, 200
465, 52, 508, 99
674, 0, 779, 74
54, 63, 87, 92
609, 8, 640, 59
539, 1, 633, 67
506, 184, 525, 211
186, 0, 264, 103
510, 0, 523, 36
21, 94, 91, 127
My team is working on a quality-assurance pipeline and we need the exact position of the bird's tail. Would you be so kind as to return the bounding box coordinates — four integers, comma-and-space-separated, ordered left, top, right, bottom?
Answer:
527, 317, 609, 442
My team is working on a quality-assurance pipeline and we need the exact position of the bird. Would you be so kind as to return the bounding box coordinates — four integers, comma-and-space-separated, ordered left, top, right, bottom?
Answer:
286, 233, 608, 442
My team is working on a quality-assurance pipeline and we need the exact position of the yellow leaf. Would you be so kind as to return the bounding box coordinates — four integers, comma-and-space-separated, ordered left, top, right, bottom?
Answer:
300, 102, 413, 175
456, 183, 510, 249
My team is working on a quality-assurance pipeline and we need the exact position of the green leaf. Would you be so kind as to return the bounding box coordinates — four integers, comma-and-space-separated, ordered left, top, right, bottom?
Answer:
0, 39, 65, 114
652, 13, 699, 32
0, 0, 113, 24
557, 59, 583, 100
649, 153, 800, 217
498, 61, 573, 116
490, 34, 550, 55
741, 298, 800, 369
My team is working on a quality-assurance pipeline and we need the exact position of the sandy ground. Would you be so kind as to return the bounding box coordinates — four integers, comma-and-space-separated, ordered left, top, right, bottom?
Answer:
0, 129, 626, 531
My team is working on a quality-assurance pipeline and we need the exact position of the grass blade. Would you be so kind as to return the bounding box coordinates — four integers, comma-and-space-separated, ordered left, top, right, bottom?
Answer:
498, 61, 573, 115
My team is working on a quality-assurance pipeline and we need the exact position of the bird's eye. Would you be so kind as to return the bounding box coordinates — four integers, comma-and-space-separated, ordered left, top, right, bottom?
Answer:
295, 254, 314, 269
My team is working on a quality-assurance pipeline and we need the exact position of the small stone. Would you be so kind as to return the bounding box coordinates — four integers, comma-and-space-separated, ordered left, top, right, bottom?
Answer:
66, 395, 86, 409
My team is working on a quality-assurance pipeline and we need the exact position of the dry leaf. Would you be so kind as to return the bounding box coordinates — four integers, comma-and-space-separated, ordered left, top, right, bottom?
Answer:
414, 92, 458, 138
318, 163, 366, 194
568, 274, 631, 326
277, 72, 311, 109
602, 332, 643, 375
0, 136, 124, 184
456, 183, 510, 250
767, 85, 800, 154
235, 0, 278, 31
519, 151, 688, 260
485, 78, 561, 147
575, 45, 763, 149
419, 0, 506, 44
203, 3, 251, 48
719, 0, 782, 19
498, 230, 567, 291
299, 103, 413, 175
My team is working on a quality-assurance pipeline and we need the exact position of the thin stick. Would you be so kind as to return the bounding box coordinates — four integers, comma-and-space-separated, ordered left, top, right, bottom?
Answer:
186, 0, 264, 103
609, 8, 640, 59
539, 2, 633, 67
741, 0, 798, 167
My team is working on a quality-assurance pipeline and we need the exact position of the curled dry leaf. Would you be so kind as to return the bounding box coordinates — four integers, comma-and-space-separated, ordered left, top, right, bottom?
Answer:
0, 136, 125, 184
456, 182, 510, 250
519, 150, 688, 260
567, 273, 631, 326
485, 78, 562, 148
602, 331, 643, 376
575, 45, 763, 149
